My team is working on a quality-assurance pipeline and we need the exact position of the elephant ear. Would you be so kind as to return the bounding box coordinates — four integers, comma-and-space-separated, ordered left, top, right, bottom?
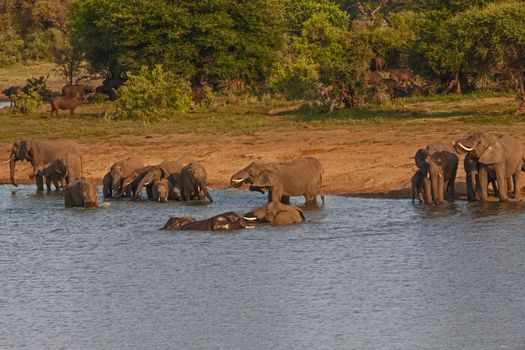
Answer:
295, 206, 306, 222
252, 170, 277, 188
479, 142, 504, 165
159, 166, 169, 179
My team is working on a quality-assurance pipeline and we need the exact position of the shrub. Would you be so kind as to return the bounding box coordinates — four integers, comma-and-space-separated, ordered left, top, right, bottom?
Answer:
114, 65, 192, 122
10, 89, 43, 114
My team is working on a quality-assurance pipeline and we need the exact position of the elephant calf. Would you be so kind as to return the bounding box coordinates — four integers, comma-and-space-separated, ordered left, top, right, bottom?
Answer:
65, 180, 99, 208
152, 178, 181, 202
161, 216, 196, 230
40, 154, 82, 191
411, 170, 426, 204
244, 202, 305, 226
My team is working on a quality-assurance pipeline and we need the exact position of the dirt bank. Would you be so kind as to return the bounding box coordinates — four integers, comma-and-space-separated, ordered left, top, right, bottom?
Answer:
3, 123, 525, 198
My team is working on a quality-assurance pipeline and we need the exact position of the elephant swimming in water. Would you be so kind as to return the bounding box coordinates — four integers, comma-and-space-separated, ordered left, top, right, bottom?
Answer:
161, 212, 254, 231
65, 180, 99, 208
244, 202, 305, 226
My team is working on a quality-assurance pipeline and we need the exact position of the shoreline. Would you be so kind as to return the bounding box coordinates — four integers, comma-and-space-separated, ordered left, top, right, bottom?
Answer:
4, 124, 525, 199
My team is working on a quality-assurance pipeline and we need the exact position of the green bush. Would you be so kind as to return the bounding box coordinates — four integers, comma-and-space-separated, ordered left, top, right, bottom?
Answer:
10, 89, 44, 114
0, 29, 24, 66
114, 65, 192, 122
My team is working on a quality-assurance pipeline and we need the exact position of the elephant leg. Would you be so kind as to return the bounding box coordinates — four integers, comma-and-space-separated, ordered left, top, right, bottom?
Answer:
495, 170, 508, 201
423, 177, 432, 204
267, 189, 273, 203
146, 185, 153, 200
35, 173, 44, 191
478, 166, 489, 201
281, 195, 291, 205
437, 175, 445, 203
466, 173, 474, 201
513, 172, 522, 201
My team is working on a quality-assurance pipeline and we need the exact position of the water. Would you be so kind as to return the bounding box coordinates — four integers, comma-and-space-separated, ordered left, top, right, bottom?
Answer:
1, 185, 524, 349
0, 100, 10, 109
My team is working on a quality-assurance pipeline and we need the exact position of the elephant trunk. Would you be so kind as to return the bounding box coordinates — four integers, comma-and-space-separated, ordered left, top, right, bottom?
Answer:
10, 158, 17, 187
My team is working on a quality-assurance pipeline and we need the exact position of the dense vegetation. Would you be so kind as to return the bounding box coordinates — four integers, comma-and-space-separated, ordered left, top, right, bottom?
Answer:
1, 0, 524, 116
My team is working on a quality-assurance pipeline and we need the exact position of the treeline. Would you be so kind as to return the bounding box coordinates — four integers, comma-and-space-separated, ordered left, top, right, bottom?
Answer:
2, 0, 524, 112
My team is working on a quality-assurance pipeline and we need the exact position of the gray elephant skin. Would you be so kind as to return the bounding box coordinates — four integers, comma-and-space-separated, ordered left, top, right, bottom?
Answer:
161, 216, 196, 230
411, 170, 426, 204
152, 178, 181, 202
179, 162, 212, 202
41, 154, 82, 191
65, 180, 99, 208
464, 152, 498, 201
454, 132, 523, 201
230, 157, 324, 205
415, 141, 458, 204
244, 202, 305, 226
10, 140, 82, 191
162, 212, 254, 231
104, 156, 144, 198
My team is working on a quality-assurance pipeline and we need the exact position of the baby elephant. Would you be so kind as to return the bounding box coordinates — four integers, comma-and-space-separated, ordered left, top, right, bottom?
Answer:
65, 180, 99, 208
244, 202, 305, 226
161, 216, 196, 230
41, 155, 82, 191
50, 95, 84, 116
411, 170, 426, 204
152, 178, 181, 202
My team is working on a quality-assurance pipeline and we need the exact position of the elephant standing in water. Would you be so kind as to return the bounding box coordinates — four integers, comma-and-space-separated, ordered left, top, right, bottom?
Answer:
104, 156, 144, 198
9, 140, 82, 191
179, 162, 213, 202
41, 154, 82, 191
244, 202, 305, 226
230, 157, 324, 205
65, 180, 98, 208
464, 153, 498, 201
414, 142, 458, 204
454, 132, 523, 201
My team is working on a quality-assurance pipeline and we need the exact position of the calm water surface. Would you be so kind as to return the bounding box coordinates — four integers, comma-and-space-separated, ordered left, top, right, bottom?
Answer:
1, 185, 524, 349
0, 100, 10, 109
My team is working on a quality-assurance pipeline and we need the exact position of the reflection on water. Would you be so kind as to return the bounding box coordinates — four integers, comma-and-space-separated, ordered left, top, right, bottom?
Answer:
1, 185, 524, 349
0, 100, 10, 109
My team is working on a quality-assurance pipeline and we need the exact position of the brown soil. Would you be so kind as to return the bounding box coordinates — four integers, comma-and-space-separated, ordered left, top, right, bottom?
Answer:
3, 123, 525, 198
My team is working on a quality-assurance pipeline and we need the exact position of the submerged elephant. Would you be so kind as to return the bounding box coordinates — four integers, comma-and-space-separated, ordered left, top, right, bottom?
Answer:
181, 212, 254, 231
161, 216, 197, 230
9, 139, 82, 191
454, 132, 523, 201
414, 142, 458, 204
244, 202, 305, 226
41, 154, 82, 191
179, 162, 212, 202
230, 157, 324, 205
65, 180, 99, 208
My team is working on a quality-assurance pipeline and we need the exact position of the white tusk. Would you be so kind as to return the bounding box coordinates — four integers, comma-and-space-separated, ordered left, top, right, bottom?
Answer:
125, 182, 131, 185
243, 216, 257, 221
426, 173, 430, 179
456, 142, 474, 152
232, 178, 244, 184
144, 182, 150, 185
245, 225, 255, 229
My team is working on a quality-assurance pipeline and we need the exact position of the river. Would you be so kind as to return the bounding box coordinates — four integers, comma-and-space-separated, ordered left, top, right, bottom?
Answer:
1, 185, 524, 349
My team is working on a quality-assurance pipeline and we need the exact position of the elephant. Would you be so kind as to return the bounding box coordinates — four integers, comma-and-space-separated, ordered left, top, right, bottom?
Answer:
50, 95, 84, 116
152, 178, 181, 202
131, 156, 195, 200
161, 216, 196, 231
230, 157, 324, 205
107, 156, 144, 197
65, 180, 99, 208
41, 154, 82, 191
411, 170, 426, 204
114, 165, 153, 199
181, 212, 255, 231
62, 84, 94, 99
464, 152, 499, 201
244, 202, 305, 226
415, 142, 458, 204
179, 162, 212, 202
103, 171, 113, 198
9, 139, 82, 191
454, 132, 523, 201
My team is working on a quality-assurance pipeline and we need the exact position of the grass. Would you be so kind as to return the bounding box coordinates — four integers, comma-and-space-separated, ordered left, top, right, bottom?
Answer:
0, 91, 523, 143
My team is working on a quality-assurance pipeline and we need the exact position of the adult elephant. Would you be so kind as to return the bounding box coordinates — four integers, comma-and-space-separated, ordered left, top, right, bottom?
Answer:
179, 162, 212, 202
464, 152, 498, 201
9, 140, 82, 191
414, 141, 458, 204
454, 132, 522, 201
106, 156, 144, 198
131, 156, 194, 200
230, 157, 324, 205
181, 212, 254, 231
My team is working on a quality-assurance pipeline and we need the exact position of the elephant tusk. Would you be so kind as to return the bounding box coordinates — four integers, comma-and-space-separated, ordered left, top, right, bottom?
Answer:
456, 142, 474, 152
232, 178, 245, 184
245, 225, 255, 229
144, 182, 150, 185
243, 216, 257, 221
426, 172, 430, 179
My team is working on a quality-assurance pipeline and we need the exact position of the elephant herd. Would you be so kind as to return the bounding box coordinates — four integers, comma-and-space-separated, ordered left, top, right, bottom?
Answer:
412, 132, 524, 204
8, 139, 325, 230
